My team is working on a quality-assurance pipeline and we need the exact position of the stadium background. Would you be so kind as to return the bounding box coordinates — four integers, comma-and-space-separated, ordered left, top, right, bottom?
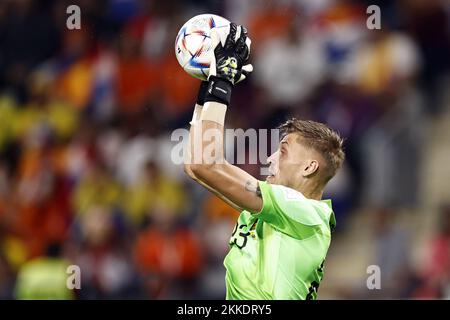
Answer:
0, 0, 449, 299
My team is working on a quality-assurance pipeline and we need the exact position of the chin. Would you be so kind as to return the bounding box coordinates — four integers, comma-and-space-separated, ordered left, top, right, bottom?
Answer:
266, 175, 276, 183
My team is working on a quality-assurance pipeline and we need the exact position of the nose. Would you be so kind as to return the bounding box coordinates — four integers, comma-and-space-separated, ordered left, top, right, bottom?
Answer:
267, 150, 278, 165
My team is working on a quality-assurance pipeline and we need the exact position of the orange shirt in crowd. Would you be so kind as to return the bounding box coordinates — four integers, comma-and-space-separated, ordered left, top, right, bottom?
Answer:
134, 226, 202, 278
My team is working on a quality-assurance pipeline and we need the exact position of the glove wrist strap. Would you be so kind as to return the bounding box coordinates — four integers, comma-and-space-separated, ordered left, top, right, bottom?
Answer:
204, 76, 233, 106
196, 81, 209, 106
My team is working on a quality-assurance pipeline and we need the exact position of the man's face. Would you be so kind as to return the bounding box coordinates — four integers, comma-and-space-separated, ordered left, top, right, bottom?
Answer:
266, 133, 313, 186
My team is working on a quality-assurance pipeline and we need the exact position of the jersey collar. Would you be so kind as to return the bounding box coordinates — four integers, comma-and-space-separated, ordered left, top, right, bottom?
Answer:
321, 199, 336, 232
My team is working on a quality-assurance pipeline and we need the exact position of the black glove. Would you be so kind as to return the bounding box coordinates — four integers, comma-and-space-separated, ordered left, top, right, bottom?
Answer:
204, 23, 253, 106
196, 80, 209, 106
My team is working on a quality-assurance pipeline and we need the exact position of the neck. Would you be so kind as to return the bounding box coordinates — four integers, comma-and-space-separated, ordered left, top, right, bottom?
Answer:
292, 180, 324, 200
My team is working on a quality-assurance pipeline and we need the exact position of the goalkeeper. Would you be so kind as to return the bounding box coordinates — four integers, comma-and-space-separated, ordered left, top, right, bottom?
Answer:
184, 23, 345, 300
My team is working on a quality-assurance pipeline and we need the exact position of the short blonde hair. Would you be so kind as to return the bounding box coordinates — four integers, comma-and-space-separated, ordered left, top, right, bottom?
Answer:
278, 118, 345, 182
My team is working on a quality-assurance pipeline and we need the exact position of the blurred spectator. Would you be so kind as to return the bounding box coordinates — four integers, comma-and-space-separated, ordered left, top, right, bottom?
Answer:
133, 201, 202, 299
159, 52, 199, 118
0, 251, 15, 299
73, 163, 122, 216
360, 77, 424, 208
0, 0, 60, 101
116, 26, 157, 115
14, 242, 74, 300
255, 15, 326, 108
122, 161, 187, 227
413, 205, 450, 299
246, 0, 296, 52
115, 131, 156, 186
72, 205, 139, 299
403, 0, 450, 114
349, 30, 421, 95
11, 124, 72, 258
371, 208, 412, 298
197, 195, 238, 298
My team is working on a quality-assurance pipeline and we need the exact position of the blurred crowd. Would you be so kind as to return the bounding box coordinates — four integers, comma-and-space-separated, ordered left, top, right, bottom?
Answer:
0, 0, 449, 299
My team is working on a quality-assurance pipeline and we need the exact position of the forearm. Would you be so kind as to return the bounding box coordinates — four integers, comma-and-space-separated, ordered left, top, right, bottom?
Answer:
184, 103, 202, 179
189, 170, 243, 212
194, 102, 227, 166
185, 102, 226, 172
192, 161, 260, 212
189, 101, 261, 213
185, 102, 242, 212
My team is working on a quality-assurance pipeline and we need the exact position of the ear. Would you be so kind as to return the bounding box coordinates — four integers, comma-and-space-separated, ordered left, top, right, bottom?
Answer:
302, 160, 319, 177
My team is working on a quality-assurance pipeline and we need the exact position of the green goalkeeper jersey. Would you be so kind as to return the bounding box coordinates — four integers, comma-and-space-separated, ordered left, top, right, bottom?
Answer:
223, 181, 336, 300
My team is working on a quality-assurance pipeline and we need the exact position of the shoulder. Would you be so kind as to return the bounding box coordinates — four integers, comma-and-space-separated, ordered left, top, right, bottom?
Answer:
261, 182, 329, 227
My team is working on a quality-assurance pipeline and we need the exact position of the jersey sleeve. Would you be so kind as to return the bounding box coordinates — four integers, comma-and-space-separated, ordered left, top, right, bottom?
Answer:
253, 181, 333, 240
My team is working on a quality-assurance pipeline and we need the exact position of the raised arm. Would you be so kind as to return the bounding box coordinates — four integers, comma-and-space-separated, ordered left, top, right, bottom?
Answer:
184, 23, 262, 213
189, 102, 262, 213
184, 100, 243, 212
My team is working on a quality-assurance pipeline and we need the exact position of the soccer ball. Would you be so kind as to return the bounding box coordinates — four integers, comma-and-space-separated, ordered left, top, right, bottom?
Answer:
175, 14, 230, 80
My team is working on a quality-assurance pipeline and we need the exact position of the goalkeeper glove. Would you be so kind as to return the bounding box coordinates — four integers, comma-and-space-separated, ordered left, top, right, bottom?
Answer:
204, 23, 253, 106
